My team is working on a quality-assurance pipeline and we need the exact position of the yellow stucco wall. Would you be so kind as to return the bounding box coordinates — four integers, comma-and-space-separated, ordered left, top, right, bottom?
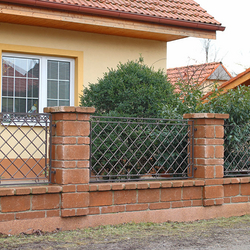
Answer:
0, 22, 167, 106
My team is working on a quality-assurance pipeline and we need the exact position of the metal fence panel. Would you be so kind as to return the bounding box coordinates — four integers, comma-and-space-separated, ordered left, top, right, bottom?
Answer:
224, 123, 250, 176
90, 116, 194, 182
0, 112, 52, 185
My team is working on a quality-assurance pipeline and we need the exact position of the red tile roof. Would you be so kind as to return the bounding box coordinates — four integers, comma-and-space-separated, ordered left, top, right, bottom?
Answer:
218, 68, 250, 89
202, 68, 250, 99
167, 62, 231, 86
4, 0, 224, 31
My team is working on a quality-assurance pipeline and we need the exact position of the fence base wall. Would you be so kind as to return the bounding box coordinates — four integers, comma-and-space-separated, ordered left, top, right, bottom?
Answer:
0, 178, 250, 235
0, 203, 250, 235
1, 110, 250, 234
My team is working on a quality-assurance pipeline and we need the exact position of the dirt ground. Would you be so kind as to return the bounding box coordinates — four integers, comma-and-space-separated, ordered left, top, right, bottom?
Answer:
0, 215, 250, 250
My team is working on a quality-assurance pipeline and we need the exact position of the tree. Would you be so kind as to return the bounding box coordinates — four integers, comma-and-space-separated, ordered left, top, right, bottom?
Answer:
80, 57, 177, 118
203, 39, 211, 63
201, 39, 227, 64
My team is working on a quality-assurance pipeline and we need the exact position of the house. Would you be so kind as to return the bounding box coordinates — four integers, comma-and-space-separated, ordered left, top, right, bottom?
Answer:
0, 0, 224, 113
167, 62, 232, 94
3, 2, 249, 234
0, 0, 224, 181
202, 67, 250, 99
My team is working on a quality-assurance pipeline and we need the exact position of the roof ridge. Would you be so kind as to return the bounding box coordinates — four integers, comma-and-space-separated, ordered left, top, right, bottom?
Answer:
167, 62, 230, 87
167, 62, 222, 71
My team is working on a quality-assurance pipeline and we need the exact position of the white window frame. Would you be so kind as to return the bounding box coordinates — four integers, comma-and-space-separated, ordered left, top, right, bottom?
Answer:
2, 53, 75, 113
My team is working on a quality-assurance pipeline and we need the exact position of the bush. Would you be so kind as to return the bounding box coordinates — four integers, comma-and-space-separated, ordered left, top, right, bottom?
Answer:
202, 86, 250, 125
80, 57, 177, 118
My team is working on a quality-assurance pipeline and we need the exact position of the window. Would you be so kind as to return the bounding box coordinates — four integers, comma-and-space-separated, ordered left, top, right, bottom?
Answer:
2, 53, 74, 113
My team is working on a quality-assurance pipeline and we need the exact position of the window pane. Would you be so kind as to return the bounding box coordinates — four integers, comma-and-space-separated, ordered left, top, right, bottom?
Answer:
28, 99, 38, 113
15, 78, 26, 97
47, 61, 58, 79
59, 81, 70, 99
28, 79, 39, 98
14, 58, 28, 77
2, 98, 13, 112
2, 57, 14, 77
15, 98, 26, 113
59, 62, 70, 80
47, 100, 57, 107
27, 60, 39, 78
2, 77, 14, 97
47, 80, 58, 99
59, 100, 70, 106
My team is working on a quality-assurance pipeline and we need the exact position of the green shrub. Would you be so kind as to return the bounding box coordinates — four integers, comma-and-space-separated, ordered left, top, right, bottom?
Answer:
202, 86, 250, 125
80, 57, 177, 118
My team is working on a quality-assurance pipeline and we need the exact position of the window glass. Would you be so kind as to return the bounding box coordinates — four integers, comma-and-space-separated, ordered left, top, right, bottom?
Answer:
2, 98, 13, 112
59, 81, 70, 99
2, 56, 39, 113
59, 61, 70, 80
47, 80, 58, 99
47, 60, 58, 80
47, 100, 57, 107
2, 77, 14, 97
47, 60, 70, 107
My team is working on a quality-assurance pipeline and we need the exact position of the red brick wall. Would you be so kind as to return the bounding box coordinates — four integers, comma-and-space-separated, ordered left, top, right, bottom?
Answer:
0, 186, 62, 222
1, 178, 250, 234
0, 109, 250, 235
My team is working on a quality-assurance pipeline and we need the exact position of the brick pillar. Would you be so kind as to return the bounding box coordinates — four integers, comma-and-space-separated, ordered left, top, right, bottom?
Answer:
44, 106, 95, 217
183, 113, 229, 207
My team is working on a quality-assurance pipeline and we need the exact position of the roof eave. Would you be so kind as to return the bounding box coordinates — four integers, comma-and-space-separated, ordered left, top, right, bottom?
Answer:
0, 0, 225, 32
202, 68, 250, 100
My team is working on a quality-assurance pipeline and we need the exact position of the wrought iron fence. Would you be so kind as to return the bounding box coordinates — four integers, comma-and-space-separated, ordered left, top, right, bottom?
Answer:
90, 116, 194, 182
0, 112, 52, 185
224, 123, 250, 176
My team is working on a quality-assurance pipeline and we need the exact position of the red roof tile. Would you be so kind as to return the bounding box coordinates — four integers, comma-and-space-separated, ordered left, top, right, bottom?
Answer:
167, 62, 231, 86
4, 0, 224, 30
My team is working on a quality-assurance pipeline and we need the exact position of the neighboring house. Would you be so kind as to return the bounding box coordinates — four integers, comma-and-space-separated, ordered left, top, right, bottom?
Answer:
202, 67, 250, 99
167, 62, 232, 95
0, 0, 224, 113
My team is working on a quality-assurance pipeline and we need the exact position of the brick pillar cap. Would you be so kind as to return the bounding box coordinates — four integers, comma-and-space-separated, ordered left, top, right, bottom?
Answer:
44, 106, 95, 114
183, 113, 229, 119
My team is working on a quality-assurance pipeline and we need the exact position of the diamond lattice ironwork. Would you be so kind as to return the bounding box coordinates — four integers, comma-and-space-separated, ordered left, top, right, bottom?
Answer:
0, 113, 52, 185
224, 124, 250, 177
90, 116, 194, 182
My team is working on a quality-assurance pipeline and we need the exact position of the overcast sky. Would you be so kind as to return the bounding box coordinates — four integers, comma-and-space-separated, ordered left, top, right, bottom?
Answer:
167, 0, 250, 76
